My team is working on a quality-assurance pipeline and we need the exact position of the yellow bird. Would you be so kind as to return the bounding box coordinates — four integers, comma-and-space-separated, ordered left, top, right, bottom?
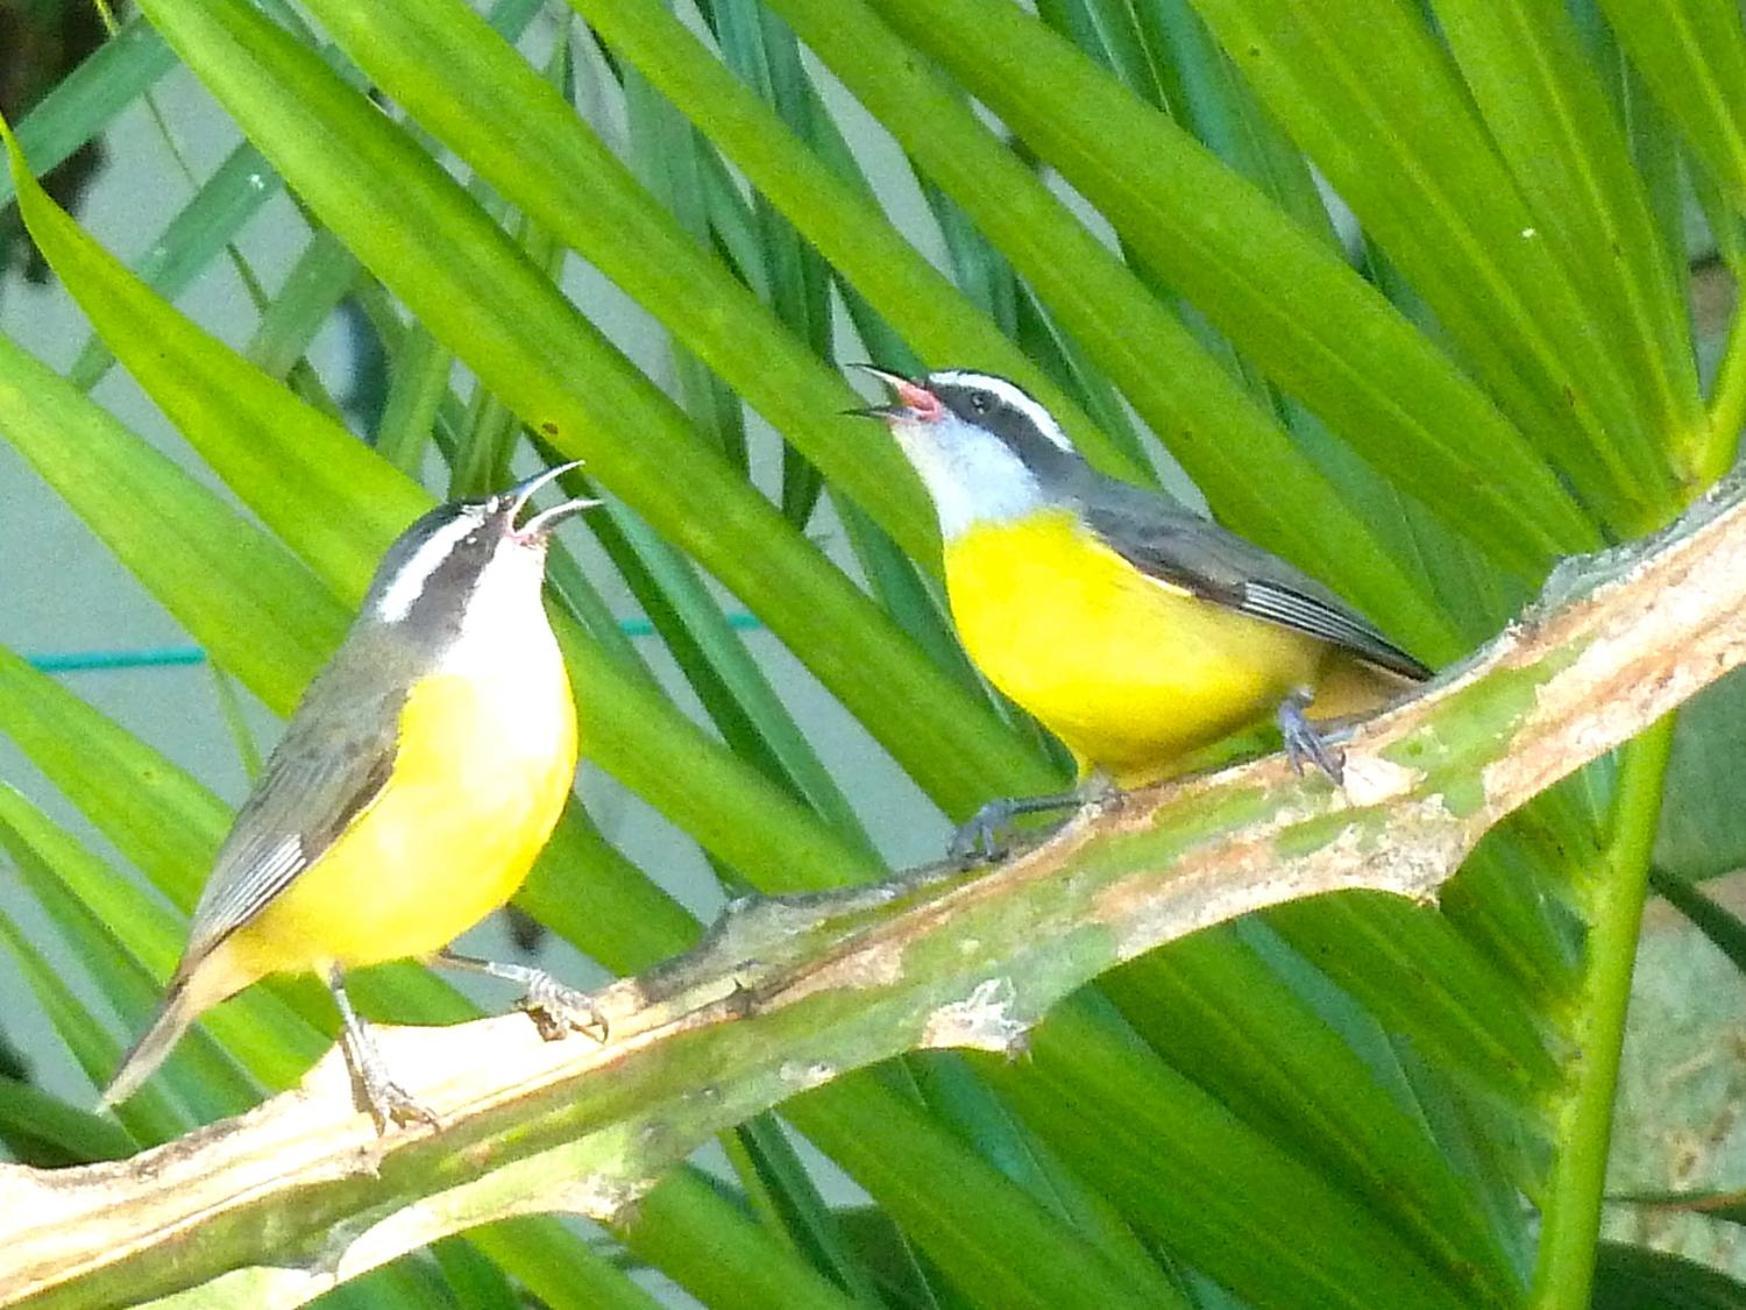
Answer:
854, 368, 1430, 852
103, 463, 600, 1127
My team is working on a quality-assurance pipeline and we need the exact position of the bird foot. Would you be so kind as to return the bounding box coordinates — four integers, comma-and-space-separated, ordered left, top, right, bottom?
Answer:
949, 786, 1111, 864
950, 800, 1016, 864
1278, 690, 1345, 785
353, 1061, 439, 1133
519, 972, 609, 1044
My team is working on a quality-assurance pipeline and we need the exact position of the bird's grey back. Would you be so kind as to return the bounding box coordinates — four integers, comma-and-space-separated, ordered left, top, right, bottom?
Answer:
180, 624, 424, 965
1061, 463, 1432, 681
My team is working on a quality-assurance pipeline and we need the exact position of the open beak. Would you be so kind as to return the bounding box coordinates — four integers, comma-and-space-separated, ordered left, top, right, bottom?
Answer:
499, 460, 601, 541
842, 364, 944, 422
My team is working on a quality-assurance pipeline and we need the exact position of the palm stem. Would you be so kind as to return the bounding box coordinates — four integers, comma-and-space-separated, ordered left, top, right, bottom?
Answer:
1529, 716, 1675, 1306
1702, 300, 1746, 483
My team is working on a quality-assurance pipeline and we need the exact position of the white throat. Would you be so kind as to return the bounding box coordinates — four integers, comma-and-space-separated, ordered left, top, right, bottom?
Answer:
891, 416, 1048, 540
432, 546, 573, 770
438, 547, 559, 677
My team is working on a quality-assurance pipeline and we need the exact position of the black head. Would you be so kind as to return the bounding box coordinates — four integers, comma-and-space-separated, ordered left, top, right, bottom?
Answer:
848, 366, 1083, 482
360, 462, 597, 639
846, 367, 1090, 535
925, 370, 1083, 480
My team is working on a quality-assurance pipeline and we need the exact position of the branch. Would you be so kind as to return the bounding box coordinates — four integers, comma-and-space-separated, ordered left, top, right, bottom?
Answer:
8, 474, 1746, 1307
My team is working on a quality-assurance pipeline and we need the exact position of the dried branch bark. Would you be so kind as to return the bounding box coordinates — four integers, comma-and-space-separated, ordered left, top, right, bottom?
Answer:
7, 473, 1746, 1308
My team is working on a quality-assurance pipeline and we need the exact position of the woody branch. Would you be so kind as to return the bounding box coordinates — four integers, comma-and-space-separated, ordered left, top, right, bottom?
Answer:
5, 472, 1746, 1308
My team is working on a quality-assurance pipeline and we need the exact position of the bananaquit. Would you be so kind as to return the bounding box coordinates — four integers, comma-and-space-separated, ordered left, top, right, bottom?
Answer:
854, 368, 1430, 850
102, 463, 600, 1128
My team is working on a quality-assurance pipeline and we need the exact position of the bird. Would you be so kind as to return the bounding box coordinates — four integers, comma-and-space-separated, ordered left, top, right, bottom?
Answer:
102, 463, 601, 1129
851, 367, 1431, 855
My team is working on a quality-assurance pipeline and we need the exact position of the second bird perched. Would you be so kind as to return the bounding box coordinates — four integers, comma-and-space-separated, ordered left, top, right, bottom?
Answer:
103, 463, 603, 1129
855, 368, 1431, 849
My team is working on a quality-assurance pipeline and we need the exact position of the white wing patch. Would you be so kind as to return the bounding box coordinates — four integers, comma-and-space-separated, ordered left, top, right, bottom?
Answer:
253, 835, 304, 888
1240, 582, 1392, 658
187, 833, 305, 954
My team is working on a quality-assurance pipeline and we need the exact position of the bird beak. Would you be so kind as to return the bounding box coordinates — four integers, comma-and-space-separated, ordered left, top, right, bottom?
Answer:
518, 495, 601, 540
498, 460, 601, 541
842, 364, 944, 422
504, 460, 583, 514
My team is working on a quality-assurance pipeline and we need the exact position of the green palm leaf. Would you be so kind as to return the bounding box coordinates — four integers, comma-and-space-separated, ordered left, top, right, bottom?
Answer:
1, 0, 1739, 1304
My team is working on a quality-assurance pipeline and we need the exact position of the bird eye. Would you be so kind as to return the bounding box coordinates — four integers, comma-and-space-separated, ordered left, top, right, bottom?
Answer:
970, 393, 991, 415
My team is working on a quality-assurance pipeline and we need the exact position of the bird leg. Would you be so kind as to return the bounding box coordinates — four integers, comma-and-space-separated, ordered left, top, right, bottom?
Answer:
324, 966, 438, 1132
950, 776, 1122, 864
1277, 688, 1346, 785
434, 949, 608, 1043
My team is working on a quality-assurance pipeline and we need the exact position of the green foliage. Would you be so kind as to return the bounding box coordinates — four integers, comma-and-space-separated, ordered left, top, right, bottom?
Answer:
1, 0, 1743, 1305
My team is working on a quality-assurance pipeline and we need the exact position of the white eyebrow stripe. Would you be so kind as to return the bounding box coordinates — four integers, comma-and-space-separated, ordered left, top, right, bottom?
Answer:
373, 511, 481, 621
927, 370, 1074, 452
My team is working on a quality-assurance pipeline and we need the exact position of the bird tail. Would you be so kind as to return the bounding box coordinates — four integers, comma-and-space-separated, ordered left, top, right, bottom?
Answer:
101, 945, 258, 1111
100, 975, 201, 1110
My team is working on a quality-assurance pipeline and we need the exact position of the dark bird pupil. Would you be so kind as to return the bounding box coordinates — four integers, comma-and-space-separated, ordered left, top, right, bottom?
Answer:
971, 393, 991, 414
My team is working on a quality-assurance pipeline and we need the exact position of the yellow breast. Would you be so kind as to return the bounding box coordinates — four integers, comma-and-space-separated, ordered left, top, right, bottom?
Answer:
229, 661, 578, 975
944, 510, 1326, 786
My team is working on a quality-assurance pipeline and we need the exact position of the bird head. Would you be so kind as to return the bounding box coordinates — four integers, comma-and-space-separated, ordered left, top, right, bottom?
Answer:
363, 462, 598, 636
848, 367, 1081, 538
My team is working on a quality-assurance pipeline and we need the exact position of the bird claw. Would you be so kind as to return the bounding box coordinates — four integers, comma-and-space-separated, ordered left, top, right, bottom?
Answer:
357, 1068, 439, 1133
948, 787, 1107, 864
520, 974, 609, 1044
1278, 691, 1345, 785
950, 799, 1015, 864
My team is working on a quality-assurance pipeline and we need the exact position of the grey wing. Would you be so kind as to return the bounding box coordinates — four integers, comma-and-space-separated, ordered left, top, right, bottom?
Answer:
182, 662, 406, 964
1078, 477, 1432, 682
